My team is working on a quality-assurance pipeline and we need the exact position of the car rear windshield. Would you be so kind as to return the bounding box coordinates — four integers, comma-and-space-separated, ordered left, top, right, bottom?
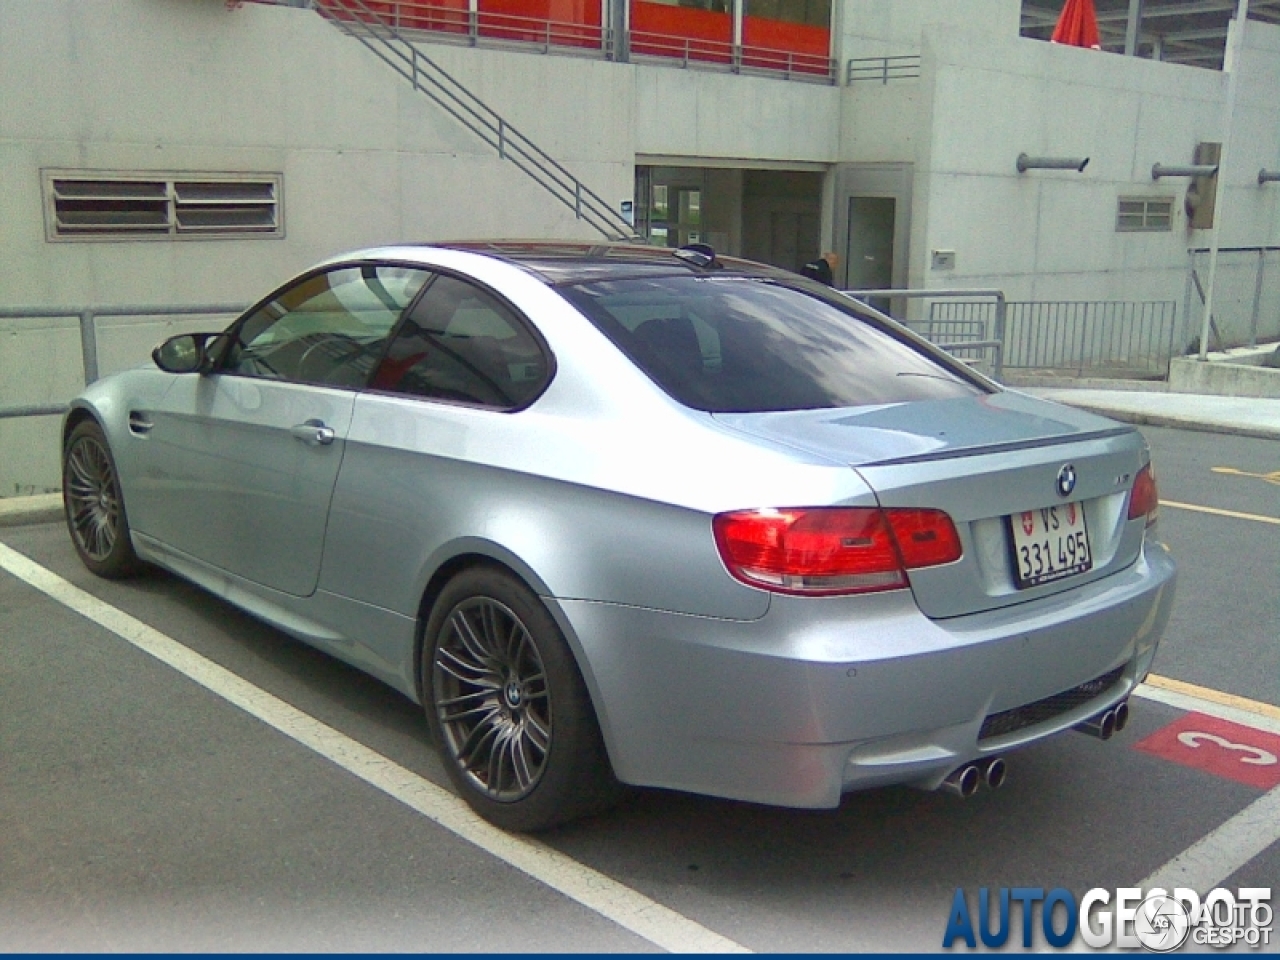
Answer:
559, 275, 988, 413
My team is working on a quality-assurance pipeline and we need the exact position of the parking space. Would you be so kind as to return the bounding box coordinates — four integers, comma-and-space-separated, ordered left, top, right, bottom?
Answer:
1, 425, 1277, 952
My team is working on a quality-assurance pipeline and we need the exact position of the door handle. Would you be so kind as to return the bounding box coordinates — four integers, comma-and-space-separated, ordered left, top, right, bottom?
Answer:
290, 419, 335, 446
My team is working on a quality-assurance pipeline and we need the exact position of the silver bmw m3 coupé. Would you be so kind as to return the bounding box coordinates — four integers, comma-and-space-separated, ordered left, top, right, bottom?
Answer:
62, 242, 1176, 830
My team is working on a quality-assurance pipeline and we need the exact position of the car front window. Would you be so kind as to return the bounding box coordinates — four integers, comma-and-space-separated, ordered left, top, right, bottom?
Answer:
560, 275, 988, 413
225, 265, 429, 387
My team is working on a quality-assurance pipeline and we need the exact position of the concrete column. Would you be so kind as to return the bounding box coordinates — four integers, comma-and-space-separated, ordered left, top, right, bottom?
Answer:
1124, 0, 1144, 56
732, 0, 743, 70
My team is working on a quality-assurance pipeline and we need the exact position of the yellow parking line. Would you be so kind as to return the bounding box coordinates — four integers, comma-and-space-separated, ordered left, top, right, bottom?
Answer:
1160, 499, 1280, 526
1210, 466, 1280, 486
1143, 673, 1280, 724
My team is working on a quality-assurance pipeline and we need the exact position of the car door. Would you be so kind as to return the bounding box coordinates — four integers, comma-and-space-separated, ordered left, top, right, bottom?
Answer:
131, 263, 429, 596
319, 272, 553, 616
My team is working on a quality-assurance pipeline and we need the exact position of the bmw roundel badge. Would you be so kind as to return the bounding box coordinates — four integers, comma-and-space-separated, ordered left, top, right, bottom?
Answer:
1056, 464, 1077, 498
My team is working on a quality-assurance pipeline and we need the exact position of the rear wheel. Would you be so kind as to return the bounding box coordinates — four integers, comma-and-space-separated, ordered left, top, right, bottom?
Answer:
423, 566, 623, 831
62, 420, 142, 578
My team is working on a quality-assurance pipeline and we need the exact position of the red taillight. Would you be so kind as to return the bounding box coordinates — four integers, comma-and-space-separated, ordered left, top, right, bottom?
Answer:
712, 506, 962, 596
1128, 463, 1159, 525
885, 509, 965, 569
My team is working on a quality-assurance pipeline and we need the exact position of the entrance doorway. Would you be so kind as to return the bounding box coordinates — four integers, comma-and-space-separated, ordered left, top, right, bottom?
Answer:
634, 165, 824, 273
834, 163, 912, 311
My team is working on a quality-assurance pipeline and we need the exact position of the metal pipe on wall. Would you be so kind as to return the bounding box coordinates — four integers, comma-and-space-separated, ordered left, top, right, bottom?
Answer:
1198, 0, 1250, 362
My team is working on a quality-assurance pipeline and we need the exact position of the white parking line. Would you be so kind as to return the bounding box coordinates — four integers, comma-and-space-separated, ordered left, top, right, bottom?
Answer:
0, 542, 749, 955
1133, 682, 1280, 737
1131, 681, 1280, 893
1137, 785, 1280, 893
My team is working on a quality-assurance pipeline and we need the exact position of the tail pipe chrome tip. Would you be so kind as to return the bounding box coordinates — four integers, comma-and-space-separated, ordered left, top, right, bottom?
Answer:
1112, 699, 1130, 733
977, 756, 1007, 790
940, 763, 981, 799
1075, 699, 1129, 740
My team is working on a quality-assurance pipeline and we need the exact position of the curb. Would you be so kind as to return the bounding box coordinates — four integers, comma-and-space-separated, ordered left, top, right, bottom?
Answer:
0, 493, 64, 529
1061, 403, 1280, 442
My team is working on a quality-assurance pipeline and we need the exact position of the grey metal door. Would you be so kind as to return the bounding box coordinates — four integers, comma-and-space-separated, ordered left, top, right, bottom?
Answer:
833, 163, 912, 307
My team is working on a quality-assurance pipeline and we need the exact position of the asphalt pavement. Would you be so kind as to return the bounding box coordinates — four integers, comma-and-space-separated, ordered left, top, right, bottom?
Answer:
2, 386, 1277, 952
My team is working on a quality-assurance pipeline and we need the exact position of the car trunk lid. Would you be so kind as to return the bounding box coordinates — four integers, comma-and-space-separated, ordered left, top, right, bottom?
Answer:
713, 392, 1151, 619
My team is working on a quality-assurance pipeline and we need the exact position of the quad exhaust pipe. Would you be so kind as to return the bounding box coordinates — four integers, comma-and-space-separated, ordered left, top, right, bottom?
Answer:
939, 700, 1130, 798
1075, 699, 1130, 740
939, 756, 1007, 798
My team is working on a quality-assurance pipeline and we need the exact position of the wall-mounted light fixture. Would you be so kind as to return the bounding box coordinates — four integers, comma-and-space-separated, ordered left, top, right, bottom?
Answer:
1017, 153, 1089, 173
1151, 163, 1219, 179
1259, 169, 1280, 184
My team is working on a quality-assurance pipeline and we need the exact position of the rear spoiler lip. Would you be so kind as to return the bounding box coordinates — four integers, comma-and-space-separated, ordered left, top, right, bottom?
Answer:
857, 425, 1138, 468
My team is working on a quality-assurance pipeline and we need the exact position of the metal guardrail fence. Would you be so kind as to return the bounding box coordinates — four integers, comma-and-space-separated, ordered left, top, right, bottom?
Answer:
0, 305, 245, 421
928, 299, 1179, 378
1185, 246, 1280, 352
844, 288, 1006, 380
629, 31, 835, 82
845, 55, 921, 84
251, 0, 837, 83
0, 292, 1191, 425
313, 0, 637, 241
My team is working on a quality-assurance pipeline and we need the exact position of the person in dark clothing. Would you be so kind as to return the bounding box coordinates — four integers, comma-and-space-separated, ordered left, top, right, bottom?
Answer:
800, 251, 839, 286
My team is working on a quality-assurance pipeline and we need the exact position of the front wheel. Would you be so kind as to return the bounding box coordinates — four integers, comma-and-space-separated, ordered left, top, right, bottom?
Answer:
62, 420, 142, 579
423, 567, 624, 831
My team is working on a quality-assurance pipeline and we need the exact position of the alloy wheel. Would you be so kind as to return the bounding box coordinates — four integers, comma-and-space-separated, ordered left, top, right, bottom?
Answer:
65, 435, 121, 563
433, 597, 552, 802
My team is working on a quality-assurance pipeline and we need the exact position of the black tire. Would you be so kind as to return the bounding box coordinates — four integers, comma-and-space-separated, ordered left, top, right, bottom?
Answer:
62, 420, 142, 579
423, 566, 624, 831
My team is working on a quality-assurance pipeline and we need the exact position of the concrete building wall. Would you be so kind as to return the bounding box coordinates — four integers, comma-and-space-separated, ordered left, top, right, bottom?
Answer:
837, 0, 1021, 62
913, 18, 1280, 349
0, 0, 640, 494
2, 0, 1278, 494
633, 68, 839, 162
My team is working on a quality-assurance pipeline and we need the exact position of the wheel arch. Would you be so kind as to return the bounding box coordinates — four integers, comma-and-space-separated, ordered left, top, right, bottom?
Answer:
62, 402, 102, 447
411, 543, 620, 770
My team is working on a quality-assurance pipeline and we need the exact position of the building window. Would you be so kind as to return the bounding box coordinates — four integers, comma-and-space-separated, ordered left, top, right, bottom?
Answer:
1116, 197, 1174, 232
744, 0, 830, 29
43, 171, 283, 241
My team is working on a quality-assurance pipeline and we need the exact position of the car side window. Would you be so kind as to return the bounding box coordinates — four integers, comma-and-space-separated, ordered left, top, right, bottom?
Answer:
369, 274, 549, 409
224, 265, 430, 388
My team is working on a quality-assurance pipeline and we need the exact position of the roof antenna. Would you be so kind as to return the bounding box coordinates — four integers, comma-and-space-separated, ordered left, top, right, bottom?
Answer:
672, 243, 720, 269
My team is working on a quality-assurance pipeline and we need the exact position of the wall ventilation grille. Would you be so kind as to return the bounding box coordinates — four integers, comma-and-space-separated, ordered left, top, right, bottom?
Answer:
1116, 196, 1174, 232
45, 173, 282, 240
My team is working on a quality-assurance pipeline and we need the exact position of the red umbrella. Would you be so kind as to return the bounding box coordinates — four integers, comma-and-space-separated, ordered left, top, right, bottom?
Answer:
1051, 0, 1102, 49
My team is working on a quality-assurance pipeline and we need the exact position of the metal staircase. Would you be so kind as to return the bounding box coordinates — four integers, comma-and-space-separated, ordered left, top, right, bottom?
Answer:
313, 0, 636, 240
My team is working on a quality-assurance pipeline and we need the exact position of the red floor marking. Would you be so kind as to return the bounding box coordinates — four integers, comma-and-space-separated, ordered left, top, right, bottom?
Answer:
1134, 712, 1280, 790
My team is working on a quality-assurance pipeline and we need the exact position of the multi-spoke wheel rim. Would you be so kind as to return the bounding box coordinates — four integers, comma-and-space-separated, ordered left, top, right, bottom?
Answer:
64, 436, 121, 562
433, 597, 551, 802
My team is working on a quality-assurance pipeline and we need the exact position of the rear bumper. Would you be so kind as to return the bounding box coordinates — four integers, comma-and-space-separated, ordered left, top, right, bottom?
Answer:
555, 540, 1176, 809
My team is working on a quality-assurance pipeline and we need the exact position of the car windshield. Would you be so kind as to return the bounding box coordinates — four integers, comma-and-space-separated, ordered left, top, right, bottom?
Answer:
559, 275, 988, 413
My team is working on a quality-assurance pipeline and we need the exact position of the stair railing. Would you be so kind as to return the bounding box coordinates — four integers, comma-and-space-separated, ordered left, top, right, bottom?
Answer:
315, 0, 636, 240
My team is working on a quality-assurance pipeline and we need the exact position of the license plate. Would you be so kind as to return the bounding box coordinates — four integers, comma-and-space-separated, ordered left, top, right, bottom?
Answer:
1008, 502, 1092, 589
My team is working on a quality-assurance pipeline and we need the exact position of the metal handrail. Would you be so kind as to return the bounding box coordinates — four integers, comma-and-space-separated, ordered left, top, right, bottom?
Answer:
843, 288, 1007, 380
629, 30, 836, 82
1186, 245, 1279, 350
0, 304, 245, 420
846, 55, 921, 84
382, 1, 606, 45
315, 0, 636, 240
247, 0, 836, 82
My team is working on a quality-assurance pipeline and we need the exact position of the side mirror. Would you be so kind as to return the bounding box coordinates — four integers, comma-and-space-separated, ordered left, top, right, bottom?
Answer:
152, 333, 225, 374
